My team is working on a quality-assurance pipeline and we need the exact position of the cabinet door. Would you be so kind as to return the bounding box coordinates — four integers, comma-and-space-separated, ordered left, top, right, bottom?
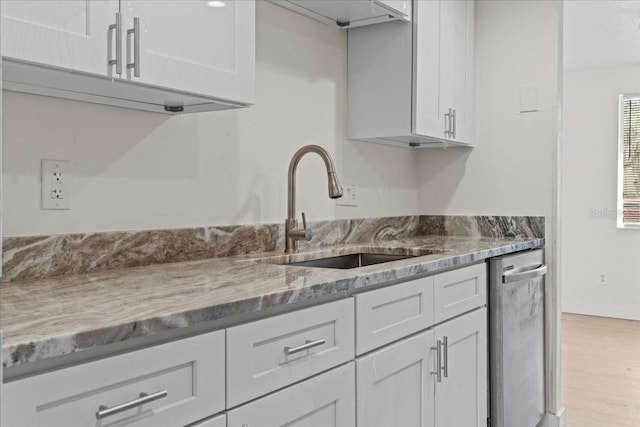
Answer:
120, 0, 254, 104
434, 308, 487, 427
440, 0, 474, 144
413, 0, 474, 144
1, 0, 120, 76
412, 0, 443, 139
227, 363, 355, 427
357, 330, 435, 427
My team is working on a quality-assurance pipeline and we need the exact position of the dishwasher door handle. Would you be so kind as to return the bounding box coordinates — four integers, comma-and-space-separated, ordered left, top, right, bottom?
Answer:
503, 264, 547, 283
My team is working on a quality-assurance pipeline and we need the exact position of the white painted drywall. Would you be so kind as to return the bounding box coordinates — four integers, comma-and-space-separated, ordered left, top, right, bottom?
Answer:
1, 1, 418, 237
562, 64, 640, 320
564, 0, 640, 71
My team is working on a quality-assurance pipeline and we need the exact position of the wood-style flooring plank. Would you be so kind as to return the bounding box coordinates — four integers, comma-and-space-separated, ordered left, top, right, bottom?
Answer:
562, 313, 640, 427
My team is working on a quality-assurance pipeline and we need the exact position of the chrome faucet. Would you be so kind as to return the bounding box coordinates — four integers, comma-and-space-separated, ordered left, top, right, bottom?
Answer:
285, 145, 343, 253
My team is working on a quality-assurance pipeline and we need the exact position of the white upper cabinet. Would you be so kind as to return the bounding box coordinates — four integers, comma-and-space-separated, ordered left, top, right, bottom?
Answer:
1, 0, 255, 114
268, 0, 411, 29
120, 1, 254, 104
1, 0, 119, 76
348, 0, 475, 148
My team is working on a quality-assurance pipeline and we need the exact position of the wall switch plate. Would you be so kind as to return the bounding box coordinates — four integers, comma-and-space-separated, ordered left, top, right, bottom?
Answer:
336, 177, 358, 207
41, 159, 71, 210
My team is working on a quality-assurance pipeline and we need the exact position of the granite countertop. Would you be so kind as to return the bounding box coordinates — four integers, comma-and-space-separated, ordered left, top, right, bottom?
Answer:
0, 235, 544, 369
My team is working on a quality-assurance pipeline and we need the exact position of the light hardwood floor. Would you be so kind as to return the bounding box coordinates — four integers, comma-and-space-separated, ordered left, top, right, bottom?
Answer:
562, 313, 640, 427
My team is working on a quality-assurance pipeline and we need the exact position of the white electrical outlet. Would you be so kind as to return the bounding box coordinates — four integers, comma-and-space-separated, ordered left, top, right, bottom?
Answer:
41, 159, 71, 210
599, 273, 608, 287
337, 178, 359, 207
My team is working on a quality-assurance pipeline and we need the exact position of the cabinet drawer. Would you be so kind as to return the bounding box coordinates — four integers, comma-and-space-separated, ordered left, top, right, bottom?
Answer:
434, 263, 487, 323
226, 299, 354, 407
2, 330, 225, 427
227, 362, 355, 427
355, 276, 434, 355
188, 414, 226, 427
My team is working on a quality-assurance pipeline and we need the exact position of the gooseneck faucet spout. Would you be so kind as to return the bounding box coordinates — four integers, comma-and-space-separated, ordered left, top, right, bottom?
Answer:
286, 145, 343, 253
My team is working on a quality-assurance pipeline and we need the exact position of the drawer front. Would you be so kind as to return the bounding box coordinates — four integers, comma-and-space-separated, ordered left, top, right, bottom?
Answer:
188, 414, 226, 427
2, 330, 225, 427
227, 362, 355, 427
434, 263, 487, 323
355, 276, 434, 355
226, 298, 354, 407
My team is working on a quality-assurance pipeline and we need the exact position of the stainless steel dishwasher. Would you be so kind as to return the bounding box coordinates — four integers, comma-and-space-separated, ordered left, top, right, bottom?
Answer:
489, 249, 547, 427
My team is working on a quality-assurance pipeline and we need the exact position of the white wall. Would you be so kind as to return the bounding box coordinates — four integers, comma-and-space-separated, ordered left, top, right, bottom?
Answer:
417, 0, 558, 222
1, 1, 419, 237
562, 65, 640, 320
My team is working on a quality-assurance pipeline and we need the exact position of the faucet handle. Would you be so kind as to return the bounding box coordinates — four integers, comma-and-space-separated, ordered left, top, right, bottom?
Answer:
301, 212, 312, 241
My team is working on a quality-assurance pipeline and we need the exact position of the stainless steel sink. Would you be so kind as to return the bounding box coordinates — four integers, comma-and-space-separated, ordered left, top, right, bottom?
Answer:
271, 247, 447, 269
286, 253, 416, 269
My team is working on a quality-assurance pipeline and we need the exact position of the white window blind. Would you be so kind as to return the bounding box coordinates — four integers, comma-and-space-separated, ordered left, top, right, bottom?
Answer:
620, 96, 640, 227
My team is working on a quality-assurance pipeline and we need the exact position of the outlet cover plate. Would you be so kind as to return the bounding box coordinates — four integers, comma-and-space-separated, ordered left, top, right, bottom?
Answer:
336, 178, 358, 207
41, 159, 71, 210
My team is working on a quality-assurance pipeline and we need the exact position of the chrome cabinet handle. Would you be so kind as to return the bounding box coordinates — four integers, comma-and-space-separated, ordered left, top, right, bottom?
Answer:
451, 109, 456, 139
503, 264, 548, 284
444, 111, 451, 138
127, 17, 140, 77
431, 339, 442, 382
284, 338, 326, 355
442, 335, 449, 378
108, 12, 122, 75
96, 390, 168, 419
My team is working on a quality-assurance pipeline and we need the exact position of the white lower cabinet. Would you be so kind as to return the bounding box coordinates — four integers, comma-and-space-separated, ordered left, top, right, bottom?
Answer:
434, 308, 487, 427
1, 262, 488, 427
356, 308, 487, 427
2, 330, 226, 427
356, 330, 436, 427
227, 363, 356, 427
355, 264, 488, 427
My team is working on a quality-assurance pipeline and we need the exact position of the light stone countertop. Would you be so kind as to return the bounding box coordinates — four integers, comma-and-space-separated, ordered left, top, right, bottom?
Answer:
0, 235, 543, 369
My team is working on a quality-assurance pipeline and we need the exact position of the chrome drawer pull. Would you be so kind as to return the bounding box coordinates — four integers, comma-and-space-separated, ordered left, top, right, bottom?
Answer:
108, 12, 122, 75
127, 17, 141, 77
431, 339, 443, 383
96, 390, 168, 419
442, 335, 449, 378
284, 338, 326, 355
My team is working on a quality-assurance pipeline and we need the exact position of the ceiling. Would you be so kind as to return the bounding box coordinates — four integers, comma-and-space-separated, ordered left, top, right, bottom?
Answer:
564, 0, 640, 70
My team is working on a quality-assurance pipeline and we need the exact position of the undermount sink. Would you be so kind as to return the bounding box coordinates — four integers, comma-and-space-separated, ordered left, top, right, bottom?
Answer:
287, 253, 416, 269
271, 248, 446, 269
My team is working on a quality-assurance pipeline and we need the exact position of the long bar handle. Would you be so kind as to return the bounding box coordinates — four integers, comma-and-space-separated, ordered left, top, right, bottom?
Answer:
127, 17, 140, 77
503, 264, 548, 284
442, 335, 449, 378
284, 338, 325, 355
451, 109, 456, 139
431, 340, 442, 382
108, 12, 122, 75
96, 390, 167, 419
444, 111, 451, 138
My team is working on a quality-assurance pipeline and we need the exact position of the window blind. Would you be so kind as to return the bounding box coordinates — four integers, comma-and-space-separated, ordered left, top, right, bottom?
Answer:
622, 97, 640, 224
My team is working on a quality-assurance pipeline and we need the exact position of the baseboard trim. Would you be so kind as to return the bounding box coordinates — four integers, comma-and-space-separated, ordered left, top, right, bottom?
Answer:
562, 302, 640, 321
539, 408, 566, 427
